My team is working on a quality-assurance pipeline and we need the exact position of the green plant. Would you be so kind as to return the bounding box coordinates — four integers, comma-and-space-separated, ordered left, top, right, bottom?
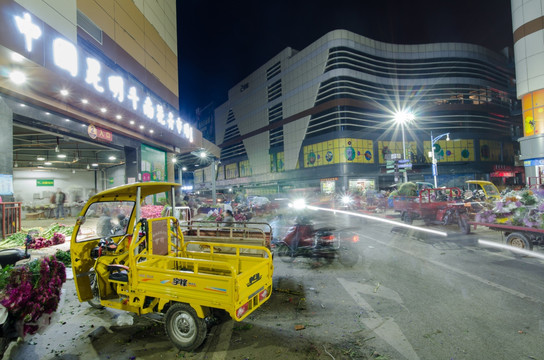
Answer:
55, 250, 72, 267
0, 265, 13, 289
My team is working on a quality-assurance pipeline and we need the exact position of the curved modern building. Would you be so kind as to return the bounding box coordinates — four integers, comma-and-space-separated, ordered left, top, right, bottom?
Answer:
195, 29, 521, 195
511, 0, 544, 186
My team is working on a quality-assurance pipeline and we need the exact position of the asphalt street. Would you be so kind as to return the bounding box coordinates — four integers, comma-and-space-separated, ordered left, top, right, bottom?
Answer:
4, 211, 544, 359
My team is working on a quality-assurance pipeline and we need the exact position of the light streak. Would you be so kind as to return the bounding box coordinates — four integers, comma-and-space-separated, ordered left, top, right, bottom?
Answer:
478, 239, 544, 260
305, 205, 448, 237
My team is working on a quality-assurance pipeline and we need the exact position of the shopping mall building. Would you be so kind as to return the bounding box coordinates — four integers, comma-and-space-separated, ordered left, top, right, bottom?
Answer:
194, 29, 523, 196
0, 0, 216, 208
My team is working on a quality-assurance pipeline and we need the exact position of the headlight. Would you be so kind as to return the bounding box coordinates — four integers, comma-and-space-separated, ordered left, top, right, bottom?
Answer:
342, 195, 352, 204
290, 199, 306, 210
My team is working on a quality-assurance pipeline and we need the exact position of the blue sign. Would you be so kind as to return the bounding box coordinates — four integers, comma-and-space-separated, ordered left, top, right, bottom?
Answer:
398, 159, 411, 164
524, 159, 544, 166
432, 164, 437, 176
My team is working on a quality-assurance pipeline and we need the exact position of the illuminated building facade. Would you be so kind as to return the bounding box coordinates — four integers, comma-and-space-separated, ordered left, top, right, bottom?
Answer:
511, 0, 544, 186
0, 0, 214, 203
195, 30, 521, 195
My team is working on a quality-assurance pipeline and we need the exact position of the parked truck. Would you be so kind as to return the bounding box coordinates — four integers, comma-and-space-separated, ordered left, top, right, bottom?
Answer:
71, 182, 273, 351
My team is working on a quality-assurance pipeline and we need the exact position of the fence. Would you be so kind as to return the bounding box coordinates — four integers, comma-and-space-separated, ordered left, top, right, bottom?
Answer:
1, 202, 22, 239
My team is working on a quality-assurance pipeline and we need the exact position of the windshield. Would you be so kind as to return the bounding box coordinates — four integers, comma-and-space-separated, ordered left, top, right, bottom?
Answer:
483, 184, 499, 196
75, 201, 135, 242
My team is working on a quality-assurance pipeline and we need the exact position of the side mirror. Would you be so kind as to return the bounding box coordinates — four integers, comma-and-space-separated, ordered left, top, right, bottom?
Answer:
76, 215, 86, 226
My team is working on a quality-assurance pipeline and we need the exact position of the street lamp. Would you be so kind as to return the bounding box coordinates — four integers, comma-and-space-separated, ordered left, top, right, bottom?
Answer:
429, 131, 450, 188
191, 150, 218, 204
394, 111, 415, 182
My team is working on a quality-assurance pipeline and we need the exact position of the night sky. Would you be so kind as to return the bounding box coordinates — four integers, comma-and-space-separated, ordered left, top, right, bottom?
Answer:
177, 0, 513, 119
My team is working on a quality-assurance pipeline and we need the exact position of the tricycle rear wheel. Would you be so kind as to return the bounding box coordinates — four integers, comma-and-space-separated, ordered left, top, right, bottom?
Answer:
276, 243, 295, 263
165, 303, 207, 351
458, 216, 470, 235
338, 245, 358, 267
506, 232, 533, 251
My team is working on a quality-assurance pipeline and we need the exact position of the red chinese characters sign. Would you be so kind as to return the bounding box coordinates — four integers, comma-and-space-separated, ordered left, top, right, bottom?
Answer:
88, 124, 112, 142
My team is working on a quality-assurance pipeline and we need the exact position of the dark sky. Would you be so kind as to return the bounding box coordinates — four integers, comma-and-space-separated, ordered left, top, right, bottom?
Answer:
177, 0, 513, 118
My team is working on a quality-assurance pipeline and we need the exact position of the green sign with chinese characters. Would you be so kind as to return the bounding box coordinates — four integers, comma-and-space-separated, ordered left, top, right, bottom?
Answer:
37, 179, 54, 186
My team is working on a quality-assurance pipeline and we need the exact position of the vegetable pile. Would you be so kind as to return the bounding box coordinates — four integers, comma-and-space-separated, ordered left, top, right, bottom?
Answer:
0, 223, 73, 249
0, 255, 66, 336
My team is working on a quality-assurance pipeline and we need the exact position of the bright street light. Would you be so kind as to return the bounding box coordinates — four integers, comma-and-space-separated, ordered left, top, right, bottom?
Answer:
429, 131, 450, 188
394, 110, 415, 182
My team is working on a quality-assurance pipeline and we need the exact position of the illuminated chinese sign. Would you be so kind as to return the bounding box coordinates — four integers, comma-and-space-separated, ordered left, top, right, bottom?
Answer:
10, 11, 193, 143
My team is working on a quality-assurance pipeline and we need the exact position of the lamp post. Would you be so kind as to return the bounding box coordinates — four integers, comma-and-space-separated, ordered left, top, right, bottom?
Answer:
196, 150, 217, 204
394, 111, 415, 182
429, 131, 450, 188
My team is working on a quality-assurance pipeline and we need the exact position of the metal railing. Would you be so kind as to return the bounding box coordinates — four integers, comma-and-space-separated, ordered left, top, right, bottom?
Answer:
1, 202, 22, 239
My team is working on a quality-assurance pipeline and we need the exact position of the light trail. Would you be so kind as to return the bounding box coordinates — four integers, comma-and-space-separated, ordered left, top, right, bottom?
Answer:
478, 239, 544, 260
304, 205, 448, 237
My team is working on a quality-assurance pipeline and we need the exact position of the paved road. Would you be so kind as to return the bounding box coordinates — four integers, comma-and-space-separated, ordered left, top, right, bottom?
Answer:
6, 212, 544, 359
279, 210, 544, 360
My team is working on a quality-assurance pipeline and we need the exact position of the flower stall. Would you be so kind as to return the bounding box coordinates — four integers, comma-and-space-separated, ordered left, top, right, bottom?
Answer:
0, 255, 66, 339
471, 189, 544, 251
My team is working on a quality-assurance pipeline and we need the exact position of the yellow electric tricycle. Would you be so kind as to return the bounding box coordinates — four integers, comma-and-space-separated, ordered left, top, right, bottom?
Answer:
71, 182, 273, 351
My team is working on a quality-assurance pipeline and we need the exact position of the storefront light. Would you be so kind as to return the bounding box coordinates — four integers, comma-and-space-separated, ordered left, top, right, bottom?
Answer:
57, 154, 66, 158
139, 125, 144, 129
9, 70, 26, 84
108, 156, 116, 160
100, 107, 107, 113
81, 99, 88, 104
37, 156, 45, 161
44, 162, 52, 165
60, 89, 69, 96
149, 129, 154, 134
116, 114, 122, 120
11, 52, 24, 62
92, 163, 98, 167
129, 120, 135, 125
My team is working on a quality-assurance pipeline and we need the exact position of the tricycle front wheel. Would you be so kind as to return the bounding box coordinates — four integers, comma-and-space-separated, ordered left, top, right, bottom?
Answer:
87, 271, 104, 310
165, 303, 207, 352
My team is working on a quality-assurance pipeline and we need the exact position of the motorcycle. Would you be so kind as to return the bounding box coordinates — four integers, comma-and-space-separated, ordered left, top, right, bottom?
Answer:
274, 216, 360, 267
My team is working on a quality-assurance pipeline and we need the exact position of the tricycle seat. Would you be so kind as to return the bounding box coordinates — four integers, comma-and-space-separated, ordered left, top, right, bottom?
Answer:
108, 264, 129, 282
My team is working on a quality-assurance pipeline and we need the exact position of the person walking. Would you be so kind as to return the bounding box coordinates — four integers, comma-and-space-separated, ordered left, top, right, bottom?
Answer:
54, 188, 66, 219
223, 209, 235, 227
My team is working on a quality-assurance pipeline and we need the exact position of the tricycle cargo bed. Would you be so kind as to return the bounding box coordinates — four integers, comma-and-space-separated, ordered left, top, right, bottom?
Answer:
181, 221, 272, 251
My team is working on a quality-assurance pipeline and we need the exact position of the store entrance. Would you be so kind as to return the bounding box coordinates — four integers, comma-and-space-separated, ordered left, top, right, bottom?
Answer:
13, 122, 126, 219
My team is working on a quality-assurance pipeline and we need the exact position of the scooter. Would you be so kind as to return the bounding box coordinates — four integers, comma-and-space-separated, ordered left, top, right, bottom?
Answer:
275, 217, 360, 267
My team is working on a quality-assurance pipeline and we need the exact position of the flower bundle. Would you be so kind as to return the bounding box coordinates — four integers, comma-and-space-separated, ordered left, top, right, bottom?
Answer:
141, 205, 165, 219
234, 213, 247, 222
205, 208, 222, 222
475, 188, 544, 229
26, 232, 65, 249
0, 256, 66, 335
